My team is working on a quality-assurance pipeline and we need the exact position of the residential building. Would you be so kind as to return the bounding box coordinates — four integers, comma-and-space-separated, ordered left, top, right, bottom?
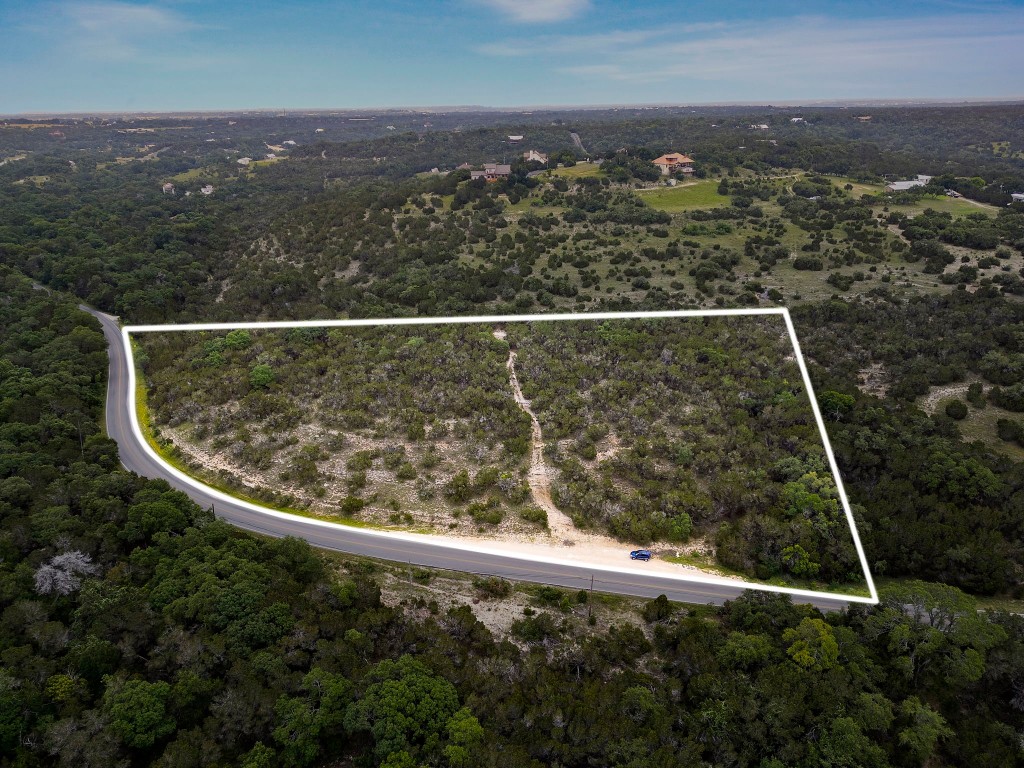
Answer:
200, 184, 214, 196
1011, 193, 1024, 204
161, 182, 175, 194
237, 157, 252, 166
470, 163, 512, 181
652, 152, 695, 176
523, 149, 548, 164
886, 174, 933, 192
507, 135, 524, 143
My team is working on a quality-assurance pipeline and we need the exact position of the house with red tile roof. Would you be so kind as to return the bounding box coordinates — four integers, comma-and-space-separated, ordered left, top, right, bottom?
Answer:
652, 152, 695, 176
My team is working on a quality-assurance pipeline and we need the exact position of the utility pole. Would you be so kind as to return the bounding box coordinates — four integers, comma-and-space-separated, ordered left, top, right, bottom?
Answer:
588, 574, 594, 620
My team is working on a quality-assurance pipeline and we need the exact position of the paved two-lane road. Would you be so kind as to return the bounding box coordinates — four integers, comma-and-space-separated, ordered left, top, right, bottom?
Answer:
84, 307, 856, 611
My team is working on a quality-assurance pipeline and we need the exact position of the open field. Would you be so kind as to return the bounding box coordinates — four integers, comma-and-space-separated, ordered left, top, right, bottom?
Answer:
959, 405, 1024, 463
825, 176, 1001, 215
170, 166, 209, 182
546, 161, 603, 179
917, 379, 1024, 463
828, 176, 885, 196
247, 156, 287, 169
887, 194, 999, 217
639, 179, 730, 212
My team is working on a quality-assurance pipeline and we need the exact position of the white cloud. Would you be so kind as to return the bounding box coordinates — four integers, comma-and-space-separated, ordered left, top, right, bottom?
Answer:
481, 28, 651, 57
59, 1, 198, 61
477, 12, 1024, 97
475, 0, 591, 23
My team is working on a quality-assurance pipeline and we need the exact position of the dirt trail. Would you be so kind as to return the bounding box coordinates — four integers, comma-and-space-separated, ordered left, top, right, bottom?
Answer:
495, 329, 577, 541
484, 330, 732, 579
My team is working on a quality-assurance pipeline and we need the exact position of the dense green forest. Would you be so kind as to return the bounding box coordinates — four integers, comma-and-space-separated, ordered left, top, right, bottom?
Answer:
3, 268, 1024, 767
3, 106, 1024, 765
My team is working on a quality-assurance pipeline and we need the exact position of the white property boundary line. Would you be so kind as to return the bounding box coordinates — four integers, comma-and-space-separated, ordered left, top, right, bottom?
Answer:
123, 308, 879, 605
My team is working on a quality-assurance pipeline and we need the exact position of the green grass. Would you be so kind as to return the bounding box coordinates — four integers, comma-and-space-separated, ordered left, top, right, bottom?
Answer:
248, 157, 287, 170
972, 593, 1024, 613
886, 194, 998, 217
545, 162, 604, 179
957, 404, 1024, 463
824, 176, 999, 217
170, 167, 208, 182
829, 177, 885, 197
914, 378, 1024, 463
640, 180, 730, 212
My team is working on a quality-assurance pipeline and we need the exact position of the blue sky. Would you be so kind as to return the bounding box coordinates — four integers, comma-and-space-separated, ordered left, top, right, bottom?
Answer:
1, 0, 1023, 113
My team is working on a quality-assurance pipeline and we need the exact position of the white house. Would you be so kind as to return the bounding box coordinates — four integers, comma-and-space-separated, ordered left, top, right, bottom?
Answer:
522, 149, 548, 164
1011, 193, 1024, 204
886, 175, 933, 192
161, 182, 174, 194
237, 157, 252, 166
200, 185, 214, 196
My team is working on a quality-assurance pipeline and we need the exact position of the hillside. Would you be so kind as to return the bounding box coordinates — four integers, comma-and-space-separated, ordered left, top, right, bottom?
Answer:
137, 316, 864, 590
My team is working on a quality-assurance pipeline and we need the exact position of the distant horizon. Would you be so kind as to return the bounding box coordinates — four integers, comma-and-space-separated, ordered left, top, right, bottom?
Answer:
5, 96, 1024, 120
2, 1, 1024, 113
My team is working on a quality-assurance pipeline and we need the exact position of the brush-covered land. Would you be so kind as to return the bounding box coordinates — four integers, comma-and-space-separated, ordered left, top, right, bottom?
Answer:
508, 318, 858, 582
138, 316, 864, 587
139, 325, 538, 534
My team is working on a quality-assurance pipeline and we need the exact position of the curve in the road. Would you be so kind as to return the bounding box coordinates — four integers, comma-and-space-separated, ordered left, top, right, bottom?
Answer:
84, 306, 864, 611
